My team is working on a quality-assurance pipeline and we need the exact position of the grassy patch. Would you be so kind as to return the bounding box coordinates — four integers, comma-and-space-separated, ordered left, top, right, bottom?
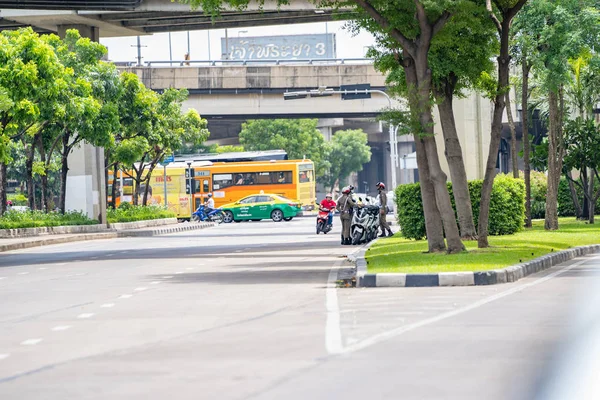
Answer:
0, 210, 97, 229
367, 218, 600, 274
107, 204, 176, 223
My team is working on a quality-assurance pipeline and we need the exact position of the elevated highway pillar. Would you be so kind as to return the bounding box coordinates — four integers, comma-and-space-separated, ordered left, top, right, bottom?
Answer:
58, 24, 106, 224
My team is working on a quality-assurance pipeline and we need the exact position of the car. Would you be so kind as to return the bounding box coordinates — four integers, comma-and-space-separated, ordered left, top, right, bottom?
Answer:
221, 194, 302, 223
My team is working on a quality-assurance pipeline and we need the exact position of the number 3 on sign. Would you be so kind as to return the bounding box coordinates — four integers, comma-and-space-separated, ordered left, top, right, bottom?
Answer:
315, 43, 326, 56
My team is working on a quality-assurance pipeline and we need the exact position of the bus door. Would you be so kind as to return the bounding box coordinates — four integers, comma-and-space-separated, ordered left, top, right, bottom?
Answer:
194, 170, 211, 209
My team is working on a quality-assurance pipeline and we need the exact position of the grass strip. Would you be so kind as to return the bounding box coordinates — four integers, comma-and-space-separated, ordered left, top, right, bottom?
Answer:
367, 218, 600, 274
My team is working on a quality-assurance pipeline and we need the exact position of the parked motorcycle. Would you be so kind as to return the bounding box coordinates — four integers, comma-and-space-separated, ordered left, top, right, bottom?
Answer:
316, 207, 333, 234
192, 205, 224, 224
350, 197, 380, 245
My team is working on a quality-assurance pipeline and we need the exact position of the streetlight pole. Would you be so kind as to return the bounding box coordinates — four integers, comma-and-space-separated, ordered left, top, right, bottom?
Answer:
283, 87, 398, 189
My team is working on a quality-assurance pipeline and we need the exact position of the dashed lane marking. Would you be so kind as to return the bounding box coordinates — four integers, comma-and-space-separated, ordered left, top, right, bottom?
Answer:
21, 339, 43, 346
100, 303, 115, 308
175, 272, 184, 274
134, 287, 147, 292
38, 267, 48, 270
162, 276, 173, 279
51, 326, 71, 332
17, 272, 30, 275
150, 281, 161, 285
77, 313, 95, 319
0, 354, 9, 360
119, 294, 133, 299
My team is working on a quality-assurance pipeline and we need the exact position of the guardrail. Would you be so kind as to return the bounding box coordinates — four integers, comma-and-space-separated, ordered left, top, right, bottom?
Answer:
112, 58, 374, 67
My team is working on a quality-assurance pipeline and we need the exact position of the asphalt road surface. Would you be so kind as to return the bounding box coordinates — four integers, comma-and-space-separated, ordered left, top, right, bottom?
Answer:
0, 218, 598, 399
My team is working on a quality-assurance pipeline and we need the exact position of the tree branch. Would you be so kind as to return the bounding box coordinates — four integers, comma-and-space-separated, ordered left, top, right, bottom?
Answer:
506, 0, 529, 21
486, 0, 502, 33
352, 0, 417, 57
432, 10, 452, 37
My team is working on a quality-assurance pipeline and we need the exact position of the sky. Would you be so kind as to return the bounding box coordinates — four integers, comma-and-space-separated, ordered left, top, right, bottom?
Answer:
99, 21, 376, 63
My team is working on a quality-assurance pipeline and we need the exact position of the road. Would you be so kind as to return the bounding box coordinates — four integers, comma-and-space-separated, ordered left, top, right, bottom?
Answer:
0, 218, 598, 399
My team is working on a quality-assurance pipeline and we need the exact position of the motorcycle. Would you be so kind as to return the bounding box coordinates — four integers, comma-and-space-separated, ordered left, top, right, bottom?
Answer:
192, 205, 224, 224
316, 207, 333, 234
350, 197, 380, 245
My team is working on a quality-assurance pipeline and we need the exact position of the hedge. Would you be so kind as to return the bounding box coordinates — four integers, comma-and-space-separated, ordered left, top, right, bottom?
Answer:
107, 203, 176, 223
0, 210, 97, 229
395, 174, 525, 240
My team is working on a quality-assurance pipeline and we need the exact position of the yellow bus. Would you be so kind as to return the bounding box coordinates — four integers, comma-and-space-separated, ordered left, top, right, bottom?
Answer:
108, 159, 316, 219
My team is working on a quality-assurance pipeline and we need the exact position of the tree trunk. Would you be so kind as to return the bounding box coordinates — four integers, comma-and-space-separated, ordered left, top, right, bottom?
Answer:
545, 90, 561, 230
436, 84, 477, 239
59, 153, 69, 214
565, 171, 582, 218
37, 134, 49, 212
112, 163, 118, 209
506, 90, 519, 178
0, 163, 6, 215
58, 134, 71, 214
522, 59, 532, 227
478, 18, 511, 248
414, 51, 464, 254
589, 172, 595, 224
403, 56, 446, 253
25, 143, 35, 211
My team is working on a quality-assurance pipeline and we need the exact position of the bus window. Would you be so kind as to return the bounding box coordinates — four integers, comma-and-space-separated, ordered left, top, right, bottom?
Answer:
273, 171, 292, 184
203, 180, 209, 193
213, 174, 233, 190
193, 179, 201, 193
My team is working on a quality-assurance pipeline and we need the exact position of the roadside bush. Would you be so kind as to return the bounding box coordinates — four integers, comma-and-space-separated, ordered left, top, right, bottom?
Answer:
395, 175, 525, 240
530, 170, 547, 219
7, 193, 27, 206
107, 205, 176, 223
0, 210, 97, 229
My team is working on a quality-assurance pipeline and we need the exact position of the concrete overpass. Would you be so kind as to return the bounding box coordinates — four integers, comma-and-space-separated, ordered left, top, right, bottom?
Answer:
0, 0, 345, 36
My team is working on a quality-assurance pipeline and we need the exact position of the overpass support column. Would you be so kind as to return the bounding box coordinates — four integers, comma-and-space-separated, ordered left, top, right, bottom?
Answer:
58, 25, 106, 224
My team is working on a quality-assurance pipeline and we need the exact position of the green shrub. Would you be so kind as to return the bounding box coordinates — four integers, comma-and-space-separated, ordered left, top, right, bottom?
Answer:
7, 193, 27, 206
107, 205, 176, 223
0, 210, 97, 229
395, 175, 525, 240
530, 170, 547, 219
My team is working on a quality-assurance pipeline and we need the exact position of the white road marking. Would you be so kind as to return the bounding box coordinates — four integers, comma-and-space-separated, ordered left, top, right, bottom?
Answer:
119, 294, 133, 299
175, 272, 184, 275
18, 272, 30, 275
0, 354, 9, 360
51, 325, 71, 332
107, 253, 115, 256
162, 276, 174, 279
150, 281, 161, 285
21, 338, 43, 345
339, 256, 599, 355
77, 313, 95, 319
325, 260, 344, 354
38, 267, 48, 270
186, 267, 195, 270
100, 303, 115, 308
134, 287, 147, 292
0, 277, 6, 280
54, 263, 66, 266
90, 257, 99, 260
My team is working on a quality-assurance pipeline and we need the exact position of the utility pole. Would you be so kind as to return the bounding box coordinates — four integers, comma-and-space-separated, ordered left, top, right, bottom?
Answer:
131, 36, 147, 66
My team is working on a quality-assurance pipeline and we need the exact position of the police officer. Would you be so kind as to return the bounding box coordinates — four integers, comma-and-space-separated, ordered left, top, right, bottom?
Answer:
336, 186, 356, 245
376, 182, 393, 237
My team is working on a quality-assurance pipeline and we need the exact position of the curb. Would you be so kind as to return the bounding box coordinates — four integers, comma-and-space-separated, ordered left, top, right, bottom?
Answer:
117, 222, 215, 237
356, 244, 600, 287
0, 222, 216, 252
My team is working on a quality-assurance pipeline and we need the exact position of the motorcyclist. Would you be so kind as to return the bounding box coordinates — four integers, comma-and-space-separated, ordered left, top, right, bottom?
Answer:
204, 193, 215, 216
336, 186, 356, 245
319, 194, 336, 227
376, 182, 393, 237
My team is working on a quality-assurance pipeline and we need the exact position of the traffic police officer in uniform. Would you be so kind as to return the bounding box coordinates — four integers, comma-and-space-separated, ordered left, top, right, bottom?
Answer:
376, 182, 393, 237
336, 186, 356, 245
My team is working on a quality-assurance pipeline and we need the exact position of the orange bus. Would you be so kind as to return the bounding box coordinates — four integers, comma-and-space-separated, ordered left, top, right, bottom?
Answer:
108, 159, 316, 219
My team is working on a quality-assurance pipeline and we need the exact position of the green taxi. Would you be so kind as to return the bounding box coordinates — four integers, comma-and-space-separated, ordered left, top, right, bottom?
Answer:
221, 194, 302, 223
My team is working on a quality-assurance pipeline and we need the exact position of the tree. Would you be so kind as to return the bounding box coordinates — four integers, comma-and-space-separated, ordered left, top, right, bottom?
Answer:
371, 2, 496, 240
516, 0, 599, 230
563, 117, 600, 223
139, 88, 209, 205
0, 28, 66, 214
239, 119, 330, 177
320, 129, 371, 192
477, 0, 528, 248
47, 30, 117, 213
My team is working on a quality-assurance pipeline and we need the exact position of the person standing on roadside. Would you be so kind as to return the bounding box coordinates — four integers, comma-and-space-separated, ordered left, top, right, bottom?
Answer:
376, 182, 393, 237
336, 186, 356, 245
